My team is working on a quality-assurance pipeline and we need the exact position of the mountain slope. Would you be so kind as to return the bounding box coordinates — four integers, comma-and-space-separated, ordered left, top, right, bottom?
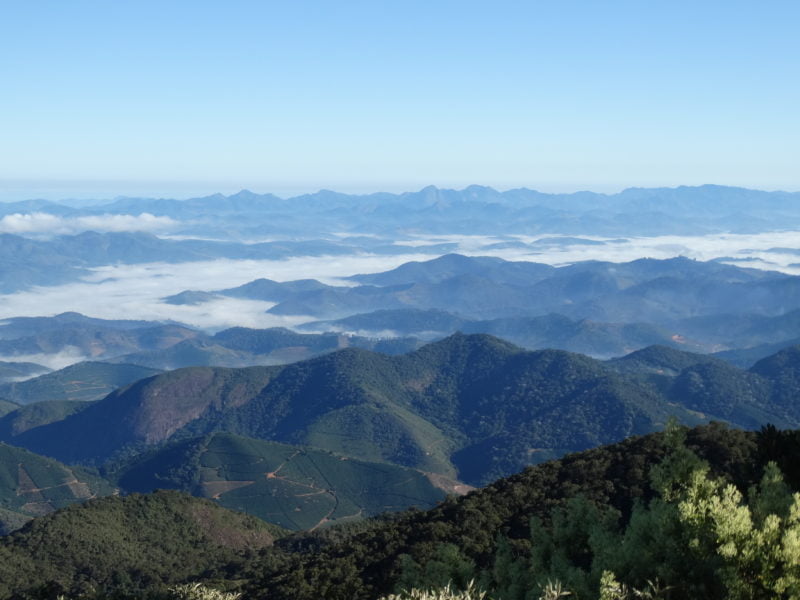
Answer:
0, 362, 162, 404
113, 432, 449, 530
6, 335, 719, 485
0, 442, 113, 534
239, 423, 765, 600
0, 490, 279, 597
0, 322, 201, 361
0, 361, 50, 384
0, 400, 92, 439
304, 309, 700, 357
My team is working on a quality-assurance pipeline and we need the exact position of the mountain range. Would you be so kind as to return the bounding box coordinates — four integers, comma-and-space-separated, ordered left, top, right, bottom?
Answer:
5, 185, 800, 295
7, 185, 800, 240
4, 334, 800, 492
175, 254, 800, 356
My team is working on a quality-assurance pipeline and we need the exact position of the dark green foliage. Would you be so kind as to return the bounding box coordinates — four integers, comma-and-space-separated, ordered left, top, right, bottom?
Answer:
0, 490, 280, 598
237, 424, 761, 600
395, 543, 477, 593
0, 424, 788, 600
9, 334, 800, 488
756, 424, 800, 491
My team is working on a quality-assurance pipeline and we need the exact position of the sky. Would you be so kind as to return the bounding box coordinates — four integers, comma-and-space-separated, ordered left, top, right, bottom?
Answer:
1, 1, 799, 201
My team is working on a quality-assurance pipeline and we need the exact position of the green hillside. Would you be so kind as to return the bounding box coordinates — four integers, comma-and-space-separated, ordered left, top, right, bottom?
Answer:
0, 361, 162, 404
238, 424, 771, 600
0, 400, 91, 438
0, 361, 50, 383
0, 442, 113, 534
107, 339, 263, 369
104, 327, 421, 371
0, 399, 19, 418
8, 334, 786, 486
0, 490, 280, 597
114, 433, 449, 530
606, 343, 723, 375
0, 423, 781, 600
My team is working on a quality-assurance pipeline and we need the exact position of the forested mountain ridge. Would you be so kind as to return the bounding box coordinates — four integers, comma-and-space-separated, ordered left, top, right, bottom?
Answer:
235, 423, 799, 600
111, 432, 449, 530
6, 334, 800, 488
0, 442, 113, 534
0, 490, 281, 598
1, 423, 794, 599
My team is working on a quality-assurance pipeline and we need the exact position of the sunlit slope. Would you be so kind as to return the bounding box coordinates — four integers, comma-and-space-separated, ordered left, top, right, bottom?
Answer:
115, 433, 447, 530
0, 362, 162, 404
5, 334, 721, 485
0, 442, 113, 534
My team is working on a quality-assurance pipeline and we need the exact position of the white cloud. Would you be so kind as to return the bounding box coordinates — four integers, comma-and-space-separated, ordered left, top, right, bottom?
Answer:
0, 252, 438, 330
0, 212, 179, 235
1, 231, 800, 350
0, 346, 91, 370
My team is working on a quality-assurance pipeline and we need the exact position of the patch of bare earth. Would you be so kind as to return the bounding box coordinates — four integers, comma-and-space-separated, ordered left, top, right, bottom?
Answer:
405, 372, 435, 392
424, 472, 475, 496
16, 466, 44, 499
200, 480, 254, 499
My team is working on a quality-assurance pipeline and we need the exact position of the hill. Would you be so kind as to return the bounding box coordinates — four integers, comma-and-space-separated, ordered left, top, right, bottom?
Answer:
0, 400, 92, 439
347, 253, 555, 287
606, 344, 724, 375
303, 309, 699, 357
0, 399, 20, 418
0, 422, 796, 599
0, 490, 280, 597
0, 442, 113, 534
0, 335, 722, 485
237, 423, 772, 600
106, 329, 421, 369
0, 321, 201, 361
0, 361, 162, 404
113, 432, 449, 530
0, 361, 50, 383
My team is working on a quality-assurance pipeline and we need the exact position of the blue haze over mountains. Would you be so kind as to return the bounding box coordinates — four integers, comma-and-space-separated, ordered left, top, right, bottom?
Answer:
3, 185, 800, 367
4, 185, 800, 241
5, 185, 800, 533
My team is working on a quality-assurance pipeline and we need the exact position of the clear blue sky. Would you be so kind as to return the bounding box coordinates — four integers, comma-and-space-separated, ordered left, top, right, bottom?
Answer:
1, 1, 798, 200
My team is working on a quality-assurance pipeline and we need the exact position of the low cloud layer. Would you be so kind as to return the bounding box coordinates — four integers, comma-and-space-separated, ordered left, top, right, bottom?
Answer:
0, 252, 437, 330
0, 346, 92, 370
0, 212, 179, 235
1, 231, 800, 339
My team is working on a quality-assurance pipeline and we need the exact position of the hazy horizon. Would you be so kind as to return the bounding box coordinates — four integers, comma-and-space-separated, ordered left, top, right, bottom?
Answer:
2, 181, 800, 205
3, 2, 798, 201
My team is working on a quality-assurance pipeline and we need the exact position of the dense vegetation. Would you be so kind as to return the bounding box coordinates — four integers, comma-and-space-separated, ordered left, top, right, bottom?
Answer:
0, 490, 280, 598
8, 334, 800, 489
0, 443, 112, 534
236, 423, 769, 600
3, 422, 795, 600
